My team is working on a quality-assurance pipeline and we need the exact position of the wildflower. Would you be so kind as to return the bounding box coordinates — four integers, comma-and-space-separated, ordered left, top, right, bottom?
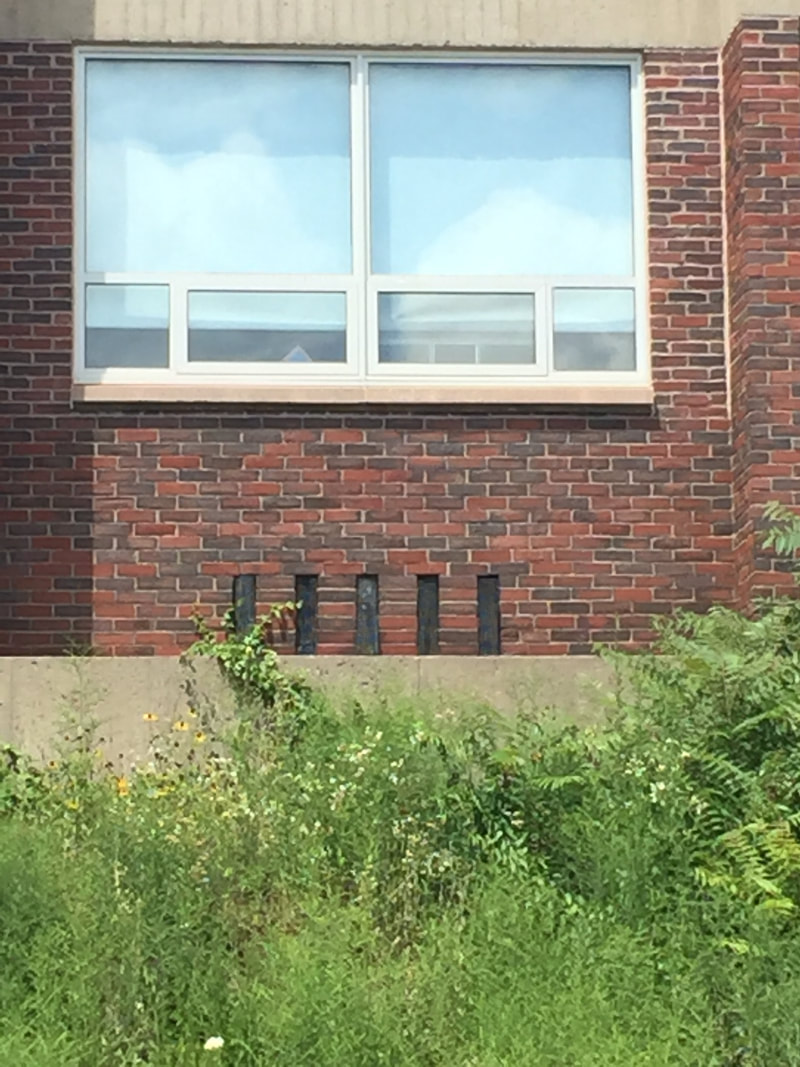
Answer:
194, 731, 208, 744
187, 706, 198, 719
65, 799, 79, 811
116, 775, 130, 797
173, 720, 190, 732
47, 759, 58, 770
203, 1036, 224, 1051
143, 712, 159, 722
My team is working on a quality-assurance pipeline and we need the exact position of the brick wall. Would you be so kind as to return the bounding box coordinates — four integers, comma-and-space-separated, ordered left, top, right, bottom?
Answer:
0, 30, 794, 656
723, 16, 800, 606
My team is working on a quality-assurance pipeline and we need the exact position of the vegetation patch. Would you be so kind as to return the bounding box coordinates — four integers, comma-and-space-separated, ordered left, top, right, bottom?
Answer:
5, 515, 800, 1064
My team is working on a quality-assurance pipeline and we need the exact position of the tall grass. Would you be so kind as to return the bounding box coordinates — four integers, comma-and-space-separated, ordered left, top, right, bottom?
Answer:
5, 595, 800, 1063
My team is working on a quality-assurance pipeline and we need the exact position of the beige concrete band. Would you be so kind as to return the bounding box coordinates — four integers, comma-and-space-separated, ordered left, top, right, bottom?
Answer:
0, 655, 613, 761
0, 1, 797, 49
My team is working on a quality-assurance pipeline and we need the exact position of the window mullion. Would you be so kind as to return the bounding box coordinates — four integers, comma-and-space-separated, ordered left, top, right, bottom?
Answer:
351, 56, 370, 381
170, 280, 188, 376
539, 284, 553, 377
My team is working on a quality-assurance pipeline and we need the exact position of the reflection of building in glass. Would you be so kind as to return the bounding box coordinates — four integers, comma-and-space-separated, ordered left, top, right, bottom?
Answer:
379, 293, 536, 365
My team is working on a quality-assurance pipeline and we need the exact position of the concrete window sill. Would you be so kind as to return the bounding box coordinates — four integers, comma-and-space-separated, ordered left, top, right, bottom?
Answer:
72, 383, 655, 407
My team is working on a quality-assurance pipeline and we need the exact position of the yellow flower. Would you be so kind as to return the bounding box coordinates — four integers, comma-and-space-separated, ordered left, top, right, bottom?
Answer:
143, 712, 159, 723
65, 799, 79, 811
116, 775, 130, 797
47, 759, 58, 770
173, 720, 190, 732
186, 707, 198, 719
194, 731, 208, 744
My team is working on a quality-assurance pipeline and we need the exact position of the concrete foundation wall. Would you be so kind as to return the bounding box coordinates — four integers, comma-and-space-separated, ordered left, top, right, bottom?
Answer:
0, 656, 614, 762
2, 0, 800, 48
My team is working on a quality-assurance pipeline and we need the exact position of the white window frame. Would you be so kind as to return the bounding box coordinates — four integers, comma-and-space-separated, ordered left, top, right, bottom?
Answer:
73, 49, 649, 390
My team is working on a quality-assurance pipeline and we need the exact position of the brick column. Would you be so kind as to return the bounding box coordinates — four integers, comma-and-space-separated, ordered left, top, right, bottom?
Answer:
0, 44, 94, 653
723, 17, 800, 605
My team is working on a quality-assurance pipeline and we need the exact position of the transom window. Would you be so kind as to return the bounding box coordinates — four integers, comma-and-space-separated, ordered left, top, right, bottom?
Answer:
76, 52, 645, 387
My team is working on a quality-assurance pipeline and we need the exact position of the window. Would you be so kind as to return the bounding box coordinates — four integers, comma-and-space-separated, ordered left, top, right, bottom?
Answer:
76, 52, 646, 390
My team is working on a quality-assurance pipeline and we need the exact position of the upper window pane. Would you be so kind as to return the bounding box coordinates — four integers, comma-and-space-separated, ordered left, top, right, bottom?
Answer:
86, 59, 352, 274
369, 63, 634, 277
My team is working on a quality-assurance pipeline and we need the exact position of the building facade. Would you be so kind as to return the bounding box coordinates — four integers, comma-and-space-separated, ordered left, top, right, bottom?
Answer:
2, 2, 800, 657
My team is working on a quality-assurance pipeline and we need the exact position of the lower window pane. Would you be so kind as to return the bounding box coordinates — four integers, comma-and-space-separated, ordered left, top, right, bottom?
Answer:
378, 293, 536, 366
553, 288, 636, 372
85, 284, 169, 368
188, 292, 347, 363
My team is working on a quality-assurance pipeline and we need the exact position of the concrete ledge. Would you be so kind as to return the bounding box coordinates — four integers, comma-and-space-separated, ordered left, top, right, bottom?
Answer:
0, 655, 615, 761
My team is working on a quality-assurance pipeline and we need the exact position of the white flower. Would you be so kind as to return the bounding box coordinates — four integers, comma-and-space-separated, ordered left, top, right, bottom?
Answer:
204, 1036, 225, 1051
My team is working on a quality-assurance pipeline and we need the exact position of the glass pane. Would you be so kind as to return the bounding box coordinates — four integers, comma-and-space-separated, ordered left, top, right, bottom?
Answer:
553, 289, 636, 371
378, 293, 535, 366
85, 284, 169, 368
188, 292, 346, 363
370, 63, 633, 276
86, 59, 351, 274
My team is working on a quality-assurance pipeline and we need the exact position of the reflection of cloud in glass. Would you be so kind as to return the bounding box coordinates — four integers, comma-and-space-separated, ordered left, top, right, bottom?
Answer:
86, 60, 351, 274
371, 63, 634, 277
89, 140, 349, 273
417, 178, 632, 276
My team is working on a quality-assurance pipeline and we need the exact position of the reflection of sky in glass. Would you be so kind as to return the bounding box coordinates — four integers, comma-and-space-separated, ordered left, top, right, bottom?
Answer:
553, 289, 635, 371
86, 60, 352, 274
86, 284, 169, 327
188, 291, 345, 329
370, 64, 634, 276
85, 284, 170, 368
380, 292, 533, 325
554, 288, 635, 330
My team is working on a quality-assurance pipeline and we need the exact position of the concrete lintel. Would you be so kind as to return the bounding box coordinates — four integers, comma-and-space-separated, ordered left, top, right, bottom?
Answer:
2, 1, 800, 50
